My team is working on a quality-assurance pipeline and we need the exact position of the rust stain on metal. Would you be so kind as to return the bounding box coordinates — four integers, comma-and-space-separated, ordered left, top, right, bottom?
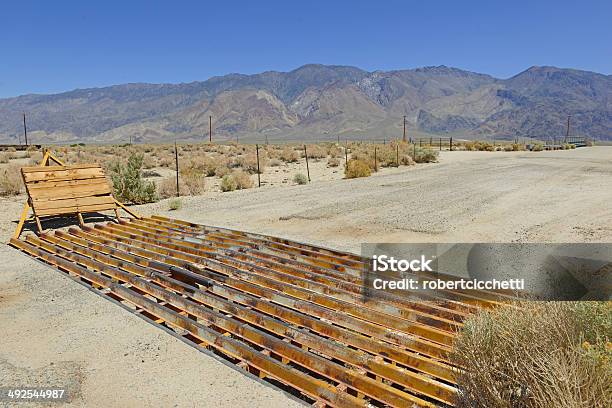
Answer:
8, 216, 510, 407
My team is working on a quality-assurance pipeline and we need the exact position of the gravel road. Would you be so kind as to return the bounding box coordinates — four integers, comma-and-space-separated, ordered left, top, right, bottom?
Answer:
1, 146, 610, 407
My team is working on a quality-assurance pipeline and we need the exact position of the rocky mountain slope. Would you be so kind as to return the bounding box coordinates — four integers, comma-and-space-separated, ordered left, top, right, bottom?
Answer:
0, 64, 609, 143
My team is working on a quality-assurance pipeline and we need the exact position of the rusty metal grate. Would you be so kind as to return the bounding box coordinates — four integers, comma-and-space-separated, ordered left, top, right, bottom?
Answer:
9, 216, 505, 407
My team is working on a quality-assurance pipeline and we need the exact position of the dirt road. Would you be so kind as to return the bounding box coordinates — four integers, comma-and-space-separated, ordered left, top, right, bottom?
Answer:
1, 146, 610, 407
142, 146, 612, 251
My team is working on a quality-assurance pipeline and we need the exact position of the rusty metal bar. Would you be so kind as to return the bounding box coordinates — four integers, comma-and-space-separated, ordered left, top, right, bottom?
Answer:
127, 219, 464, 331
84, 223, 452, 359
98, 221, 456, 349
10, 237, 369, 408
39, 231, 456, 404
63, 227, 457, 382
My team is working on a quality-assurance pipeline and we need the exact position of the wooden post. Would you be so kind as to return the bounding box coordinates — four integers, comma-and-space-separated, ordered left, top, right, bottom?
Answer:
374, 146, 377, 172
413, 142, 416, 159
23, 113, 28, 146
396, 144, 400, 167
209, 116, 212, 143
450, 137, 453, 151
439, 138, 442, 151
304, 145, 310, 182
256, 144, 261, 187
344, 141, 349, 167
402, 115, 406, 143
174, 141, 180, 197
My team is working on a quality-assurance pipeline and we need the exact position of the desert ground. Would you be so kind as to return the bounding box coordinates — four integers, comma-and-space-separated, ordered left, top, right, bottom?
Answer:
1, 146, 611, 407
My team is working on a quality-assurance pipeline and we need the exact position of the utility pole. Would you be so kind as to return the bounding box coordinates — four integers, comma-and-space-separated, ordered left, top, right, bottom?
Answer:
23, 113, 28, 146
209, 116, 212, 143
402, 115, 407, 143
565, 115, 571, 142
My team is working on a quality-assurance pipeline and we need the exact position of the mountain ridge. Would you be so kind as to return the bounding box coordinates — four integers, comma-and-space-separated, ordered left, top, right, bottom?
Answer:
1, 64, 610, 143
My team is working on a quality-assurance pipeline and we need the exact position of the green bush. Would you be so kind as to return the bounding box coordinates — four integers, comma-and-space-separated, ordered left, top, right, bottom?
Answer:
167, 198, 182, 211
452, 301, 611, 408
109, 153, 157, 204
345, 159, 371, 178
293, 173, 308, 185
220, 174, 238, 192
532, 143, 544, 151
411, 146, 439, 163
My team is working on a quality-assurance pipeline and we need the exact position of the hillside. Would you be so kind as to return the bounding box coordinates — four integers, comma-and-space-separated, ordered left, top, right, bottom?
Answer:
0, 64, 610, 143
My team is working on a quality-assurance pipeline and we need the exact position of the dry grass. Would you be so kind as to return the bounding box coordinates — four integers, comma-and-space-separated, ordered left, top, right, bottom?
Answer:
345, 159, 371, 178
452, 301, 611, 408
0, 164, 23, 196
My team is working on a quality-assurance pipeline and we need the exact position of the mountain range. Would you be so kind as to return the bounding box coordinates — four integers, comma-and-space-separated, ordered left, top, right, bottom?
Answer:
0, 64, 610, 143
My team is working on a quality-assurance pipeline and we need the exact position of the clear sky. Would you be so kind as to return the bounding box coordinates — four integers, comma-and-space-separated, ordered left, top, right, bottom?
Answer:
1, 0, 610, 98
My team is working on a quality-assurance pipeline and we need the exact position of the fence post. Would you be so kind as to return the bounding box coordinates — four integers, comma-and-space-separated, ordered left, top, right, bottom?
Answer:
174, 141, 180, 197
256, 144, 261, 187
345, 141, 349, 168
374, 146, 378, 172
430, 137, 432, 146
439, 138, 442, 151
396, 144, 400, 167
450, 137, 453, 151
304, 145, 310, 182
413, 142, 416, 159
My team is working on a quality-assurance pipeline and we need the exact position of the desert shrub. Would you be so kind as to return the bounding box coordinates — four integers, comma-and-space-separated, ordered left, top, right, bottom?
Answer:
269, 158, 282, 167
327, 157, 340, 167
0, 164, 23, 195
570, 143, 576, 149
411, 147, 438, 163
181, 171, 205, 195
27, 152, 44, 166
214, 164, 231, 178
452, 301, 611, 408
293, 173, 308, 185
532, 143, 544, 151
328, 145, 343, 158
345, 159, 372, 178
464, 141, 495, 151
512, 143, 524, 151
236, 153, 267, 174
400, 154, 415, 165
503, 144, 514, 151
350, 151, 376, 170
108, 153, 157, 204
280, 146, 299, 163
179, 160, 206, 195
232, 169, 253, 189
304, 145, 327, 160
199, 156, 223, 176
167, 198, 182, 211
0, 152, 9, 163
158, 157, 173, 167
158, 176, 189, 199
220, 174, 238, 192
142, 154, 156, 169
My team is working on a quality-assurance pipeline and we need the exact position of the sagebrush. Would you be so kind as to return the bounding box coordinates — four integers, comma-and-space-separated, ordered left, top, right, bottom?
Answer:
109, 153, 157, 204
452, 301, 611, 408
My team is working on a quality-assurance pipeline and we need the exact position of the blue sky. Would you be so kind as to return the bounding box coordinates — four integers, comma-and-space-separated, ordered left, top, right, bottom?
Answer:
1, 0, 610, 98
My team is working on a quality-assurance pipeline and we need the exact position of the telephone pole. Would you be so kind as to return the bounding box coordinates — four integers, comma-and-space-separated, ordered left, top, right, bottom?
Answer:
209, 116, 212, 143
23, 113, 29, 146
402, 115, 407, 143
565, 115, 571, 142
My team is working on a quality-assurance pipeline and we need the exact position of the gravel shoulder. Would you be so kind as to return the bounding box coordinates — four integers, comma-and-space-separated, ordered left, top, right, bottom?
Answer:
1, 146, 611, 407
